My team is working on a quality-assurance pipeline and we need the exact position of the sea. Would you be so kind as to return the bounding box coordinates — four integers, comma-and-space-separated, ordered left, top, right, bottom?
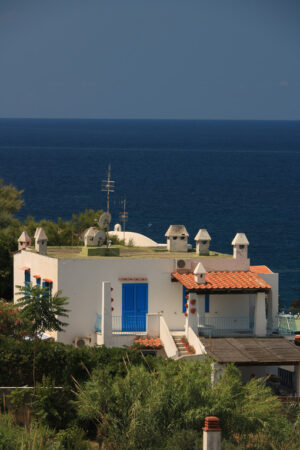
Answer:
0, 119, 299, 309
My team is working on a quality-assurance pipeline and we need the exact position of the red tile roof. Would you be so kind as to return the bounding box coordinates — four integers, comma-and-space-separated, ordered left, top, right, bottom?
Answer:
172, 271, 271, 292
134, 337, 162, 348
43, 278, 53, 283
250, 265, 273, 274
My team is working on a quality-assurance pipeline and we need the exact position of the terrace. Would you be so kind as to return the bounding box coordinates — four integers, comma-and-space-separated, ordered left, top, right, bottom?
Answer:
28, 246, 230, 260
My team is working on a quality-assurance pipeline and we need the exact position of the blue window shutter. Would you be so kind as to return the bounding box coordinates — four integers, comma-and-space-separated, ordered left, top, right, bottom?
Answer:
182, 287, 187, 312
24, 270, 30, 284
205, 294, 210, 313
36, 277, 41, 287
43, 281, 52, 296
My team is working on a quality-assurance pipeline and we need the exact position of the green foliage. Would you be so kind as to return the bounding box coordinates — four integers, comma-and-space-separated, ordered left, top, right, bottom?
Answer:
24, 209, 104, 246
0, 413, 54, 449
31, 376, 75, 429
1, 337, 300, 449
54, 426, 89, 450
7, 388, 30, 414
0, 299, 29, 338
16, 284, 69, 336
0, 223, 21, 299
75, 359, 300, 450
0, 335, 154, 387
165, 430, 202, 450
0, 179, 23, 229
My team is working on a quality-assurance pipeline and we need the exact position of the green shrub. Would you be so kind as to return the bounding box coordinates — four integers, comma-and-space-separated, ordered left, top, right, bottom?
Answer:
31, 376, 75, 429
0, 336, 155, 387
54, 426, 89, 449
0, 413, 54, 449
75, 359, 299, 450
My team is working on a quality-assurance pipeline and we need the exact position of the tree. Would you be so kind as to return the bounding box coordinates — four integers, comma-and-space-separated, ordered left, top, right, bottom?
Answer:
0, 179, 24, 229
16, 283, 69, 386
0, 299, 29, 339
75, 359, 299, 449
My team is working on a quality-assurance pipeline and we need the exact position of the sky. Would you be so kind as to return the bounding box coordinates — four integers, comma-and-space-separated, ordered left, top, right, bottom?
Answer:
0, 0, 299, 120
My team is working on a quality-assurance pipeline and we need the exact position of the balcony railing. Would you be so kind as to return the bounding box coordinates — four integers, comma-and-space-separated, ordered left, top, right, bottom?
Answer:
275, 315, 298, 335
95, 314, 147, 334
198, 315, 253, 337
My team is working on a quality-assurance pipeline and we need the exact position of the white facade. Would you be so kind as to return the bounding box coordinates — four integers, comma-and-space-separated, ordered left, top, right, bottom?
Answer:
14, 244, 278, 347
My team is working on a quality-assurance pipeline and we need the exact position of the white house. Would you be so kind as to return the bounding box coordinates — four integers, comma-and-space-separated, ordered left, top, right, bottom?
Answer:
14, 224, 300, 394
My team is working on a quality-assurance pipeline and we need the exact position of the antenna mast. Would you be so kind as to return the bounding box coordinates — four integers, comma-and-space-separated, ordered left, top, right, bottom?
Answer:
120, 198, 128, 242
101, 164, 115, 214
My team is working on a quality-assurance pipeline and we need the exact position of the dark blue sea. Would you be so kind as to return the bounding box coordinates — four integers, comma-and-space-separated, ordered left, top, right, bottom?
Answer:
0, 119, 300, 309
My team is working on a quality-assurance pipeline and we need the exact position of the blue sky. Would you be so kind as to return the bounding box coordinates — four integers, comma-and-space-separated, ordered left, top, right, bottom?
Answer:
0, 0, 299, 119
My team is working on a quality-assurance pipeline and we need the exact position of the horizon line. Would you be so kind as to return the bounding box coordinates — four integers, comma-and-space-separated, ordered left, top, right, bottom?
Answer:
0, 117, 300, 122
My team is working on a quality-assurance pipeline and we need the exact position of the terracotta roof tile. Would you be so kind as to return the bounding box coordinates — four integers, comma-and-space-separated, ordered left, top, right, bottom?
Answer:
172, 271, 271, 291
250, 265, 273, 274
134, 337, 162, 348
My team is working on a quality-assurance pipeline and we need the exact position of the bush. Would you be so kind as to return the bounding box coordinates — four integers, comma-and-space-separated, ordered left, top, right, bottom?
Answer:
54, 426, 89, 450
75, 359, 300, 450
0, 335, 156, 387
31, 376, 75, 429
0, 414, 54, 449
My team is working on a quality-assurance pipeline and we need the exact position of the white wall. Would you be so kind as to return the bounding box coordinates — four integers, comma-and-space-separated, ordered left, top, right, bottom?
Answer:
14, 251, 58, 302
206, 293, 250, 317
56, 257, 188, 344
13, 250, 277, 347
257, 272, 279, 330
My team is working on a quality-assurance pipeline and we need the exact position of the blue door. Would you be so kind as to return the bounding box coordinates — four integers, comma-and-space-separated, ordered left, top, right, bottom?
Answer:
122, 283, 148, 331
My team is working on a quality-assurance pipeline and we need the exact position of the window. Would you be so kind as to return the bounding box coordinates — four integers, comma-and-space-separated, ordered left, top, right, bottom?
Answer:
180, 236, 185, 240
24, 269, 30, 297
42, 281, 53, 297
239, 245, 244, 249
205, 294, 210, 313
24, 269, 30, 284
182, 286, 187, 313
36, 277, 41, 287
173, 236, 177, 240
202, 240, 207, 244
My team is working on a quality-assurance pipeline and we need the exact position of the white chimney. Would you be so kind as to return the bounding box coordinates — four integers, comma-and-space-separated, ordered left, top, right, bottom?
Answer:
35, 228, 48, 255
231, 233, 249, 259
165, 225, 189, 252
194, 229, 211, 255
18, 231, 31, 250
194, 262, 206, 284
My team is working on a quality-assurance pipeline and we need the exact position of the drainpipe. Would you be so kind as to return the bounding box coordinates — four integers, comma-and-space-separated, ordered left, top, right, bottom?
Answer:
203, 416, 221, 450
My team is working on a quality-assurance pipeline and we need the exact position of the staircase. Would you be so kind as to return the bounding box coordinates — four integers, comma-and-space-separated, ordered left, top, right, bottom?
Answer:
173, 335, 189, 357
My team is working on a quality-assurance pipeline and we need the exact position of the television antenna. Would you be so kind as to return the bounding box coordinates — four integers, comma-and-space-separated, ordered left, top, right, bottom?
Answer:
119, 198, 128, 242
101, 164, 115, 214
101, 164, 115, 249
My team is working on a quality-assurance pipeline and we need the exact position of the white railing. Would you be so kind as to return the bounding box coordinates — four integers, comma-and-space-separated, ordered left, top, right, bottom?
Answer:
187, 327, 206, 355
198, 315, 252, 337
160, 316, 178, 358
95, 314, 147, 335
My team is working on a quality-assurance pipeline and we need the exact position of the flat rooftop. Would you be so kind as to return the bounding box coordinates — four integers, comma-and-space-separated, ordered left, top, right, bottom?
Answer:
28, 246, 230, 260
200, 337, 300, 365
